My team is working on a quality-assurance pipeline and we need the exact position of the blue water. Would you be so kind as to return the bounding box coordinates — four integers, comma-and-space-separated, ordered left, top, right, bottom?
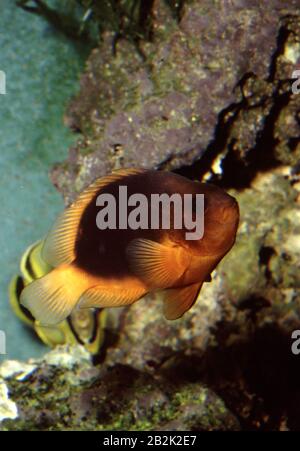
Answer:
0, 2, 86, 361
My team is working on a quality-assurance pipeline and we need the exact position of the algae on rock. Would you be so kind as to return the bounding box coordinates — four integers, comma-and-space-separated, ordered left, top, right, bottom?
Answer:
51, 0, 300, 203
0, 345, 240, 431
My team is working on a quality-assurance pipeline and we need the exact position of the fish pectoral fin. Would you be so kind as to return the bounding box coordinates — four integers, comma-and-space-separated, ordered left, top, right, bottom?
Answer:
162, 282, 203, 320
79, 285, 147, 309
126, 238, 191, 289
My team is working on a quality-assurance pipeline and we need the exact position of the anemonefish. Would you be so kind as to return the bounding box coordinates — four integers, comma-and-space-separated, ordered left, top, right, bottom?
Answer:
20, 168, 239, 325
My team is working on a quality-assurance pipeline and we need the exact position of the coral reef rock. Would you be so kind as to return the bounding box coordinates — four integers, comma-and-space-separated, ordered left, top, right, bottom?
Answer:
0, 345, 239, 431
51, 0, 300, 203
5, 0, 300, 431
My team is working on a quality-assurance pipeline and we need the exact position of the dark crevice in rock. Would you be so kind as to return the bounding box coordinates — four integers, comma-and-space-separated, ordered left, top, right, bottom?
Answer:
175, 82, 292, 190
259, 246, 277, 282
173, 99, 244, 182
268, 22, 292, 83
222, 89, 291, 189
238, 295, 272, 317
288, 135, 300, 152
159, 323, 300, 430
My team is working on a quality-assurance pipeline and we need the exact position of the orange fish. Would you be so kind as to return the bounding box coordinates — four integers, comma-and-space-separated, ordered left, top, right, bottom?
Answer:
21, 168, 239, 324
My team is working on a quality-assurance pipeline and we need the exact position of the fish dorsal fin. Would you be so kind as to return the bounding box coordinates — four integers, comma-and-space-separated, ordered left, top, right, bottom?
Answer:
42, 168, 146, 267
79, 284, 146, 309
163, 282, 202, 320
126, 238, 191, 289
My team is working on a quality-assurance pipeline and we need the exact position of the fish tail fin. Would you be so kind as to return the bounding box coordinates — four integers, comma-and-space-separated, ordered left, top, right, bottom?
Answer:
20, 264, 91, 325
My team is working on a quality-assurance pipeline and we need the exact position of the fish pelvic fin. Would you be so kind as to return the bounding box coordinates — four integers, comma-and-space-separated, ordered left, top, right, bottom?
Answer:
126, 238, 191, 289
42, 168, 147, 267
20, 264, 93, 326
79, 283, 147, 309
162, 282, 203, 320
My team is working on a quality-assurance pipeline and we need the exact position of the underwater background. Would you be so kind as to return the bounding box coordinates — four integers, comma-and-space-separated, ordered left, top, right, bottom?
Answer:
0, 1, 88, 360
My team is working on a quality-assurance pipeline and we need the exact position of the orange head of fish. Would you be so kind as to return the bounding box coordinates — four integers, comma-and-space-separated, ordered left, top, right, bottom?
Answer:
190, 183, 240, 257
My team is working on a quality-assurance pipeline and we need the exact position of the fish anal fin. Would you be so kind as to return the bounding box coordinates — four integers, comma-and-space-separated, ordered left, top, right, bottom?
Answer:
42, 168, 147, 267
79, 284, 146, 309
126, 238, 191, 289
163, 282, 203, 320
